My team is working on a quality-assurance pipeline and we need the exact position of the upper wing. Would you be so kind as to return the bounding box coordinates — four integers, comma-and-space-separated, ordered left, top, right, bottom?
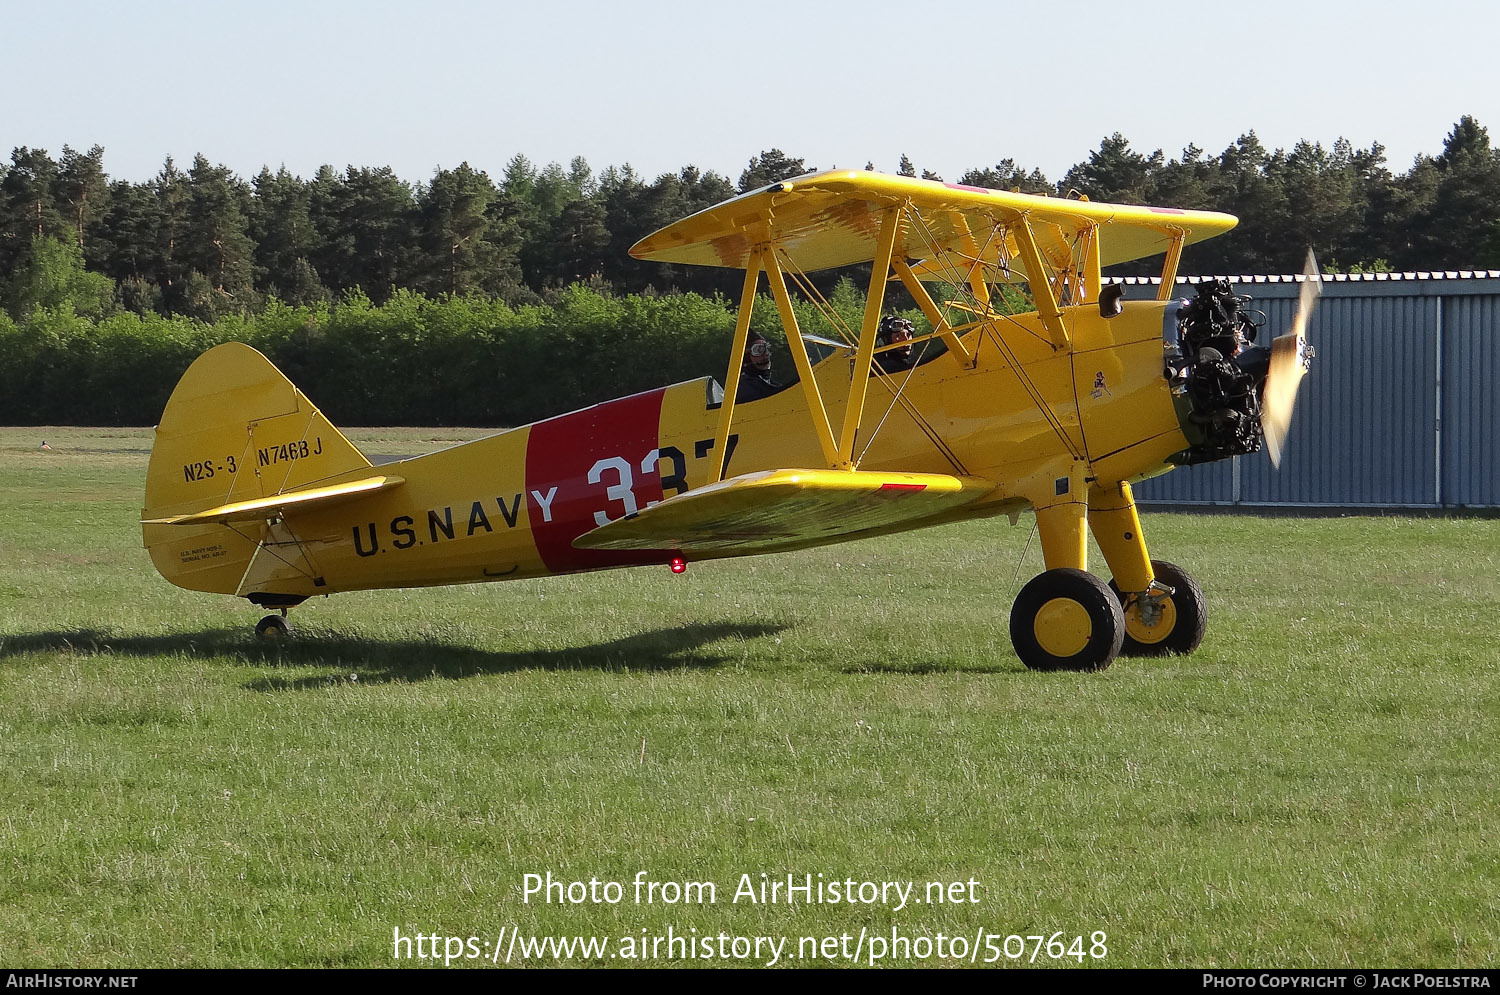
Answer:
573, 468, 995, 554
630, 170, 1236, 275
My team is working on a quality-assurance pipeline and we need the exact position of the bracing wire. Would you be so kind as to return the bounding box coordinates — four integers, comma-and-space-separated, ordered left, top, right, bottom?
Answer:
854, 335, 965, 473
775, 246, 860, 347
770, 231, 966, 474
904, 209, 1082, 460
1011, 519, 1038, 585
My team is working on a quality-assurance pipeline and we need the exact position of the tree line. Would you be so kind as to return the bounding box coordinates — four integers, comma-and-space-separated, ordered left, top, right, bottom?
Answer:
0, 281, 883, 427
5, 120, 1500, 427
3, 118, 1499, 327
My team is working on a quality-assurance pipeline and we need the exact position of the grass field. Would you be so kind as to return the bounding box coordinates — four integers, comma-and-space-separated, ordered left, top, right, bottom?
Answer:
2, 426, 1498, 968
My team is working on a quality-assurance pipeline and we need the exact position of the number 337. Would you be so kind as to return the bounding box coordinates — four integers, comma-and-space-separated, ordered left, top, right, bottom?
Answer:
586, 447, 687, 527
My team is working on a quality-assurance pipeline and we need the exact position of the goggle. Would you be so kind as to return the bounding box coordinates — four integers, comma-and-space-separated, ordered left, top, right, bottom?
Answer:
748, 342, 770, 358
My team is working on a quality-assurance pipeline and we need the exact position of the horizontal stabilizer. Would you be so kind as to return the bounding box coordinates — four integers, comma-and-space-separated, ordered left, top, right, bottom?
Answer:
574, 468, 993, 554
142, 474, 405, 526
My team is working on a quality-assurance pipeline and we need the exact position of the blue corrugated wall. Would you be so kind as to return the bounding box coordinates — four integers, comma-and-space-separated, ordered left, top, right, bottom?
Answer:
1130, 276, 1500, 508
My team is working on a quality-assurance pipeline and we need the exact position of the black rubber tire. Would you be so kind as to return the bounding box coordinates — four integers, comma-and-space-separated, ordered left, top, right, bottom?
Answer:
1108, 560, 1207, 657
255, 615, 290, 640
1009, 568, 1125, 672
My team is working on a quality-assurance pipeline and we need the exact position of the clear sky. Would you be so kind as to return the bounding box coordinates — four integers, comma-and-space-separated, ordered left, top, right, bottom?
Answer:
6, 0, 1498, 189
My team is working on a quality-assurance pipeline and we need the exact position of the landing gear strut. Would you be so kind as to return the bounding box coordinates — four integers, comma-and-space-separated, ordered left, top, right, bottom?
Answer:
1010, 475, 1208, 672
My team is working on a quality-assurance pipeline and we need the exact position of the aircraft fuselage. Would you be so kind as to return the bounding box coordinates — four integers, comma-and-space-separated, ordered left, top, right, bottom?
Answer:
216, 299, 1188, 600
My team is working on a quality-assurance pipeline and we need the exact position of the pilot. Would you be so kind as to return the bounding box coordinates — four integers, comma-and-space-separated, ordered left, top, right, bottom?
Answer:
737, 331, 782, 401
875, 315, 915, 374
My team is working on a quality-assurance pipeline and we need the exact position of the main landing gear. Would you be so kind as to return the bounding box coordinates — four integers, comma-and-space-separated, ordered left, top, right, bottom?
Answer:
1109, 560, 1206, 657
1010, 568, 1123, 671
1010, 477, 1208, 672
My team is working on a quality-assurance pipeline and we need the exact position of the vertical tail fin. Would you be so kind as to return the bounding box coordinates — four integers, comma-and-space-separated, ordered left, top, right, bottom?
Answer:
142, 342, 371, 595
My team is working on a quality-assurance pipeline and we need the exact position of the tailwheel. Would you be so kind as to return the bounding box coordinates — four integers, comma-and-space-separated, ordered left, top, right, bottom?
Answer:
1108, 560, 1207, 657
255, 613, 290, 641
1009, 568, 1125, 672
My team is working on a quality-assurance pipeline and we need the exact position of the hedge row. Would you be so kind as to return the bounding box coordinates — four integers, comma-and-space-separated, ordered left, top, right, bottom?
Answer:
0, 284, 879, 427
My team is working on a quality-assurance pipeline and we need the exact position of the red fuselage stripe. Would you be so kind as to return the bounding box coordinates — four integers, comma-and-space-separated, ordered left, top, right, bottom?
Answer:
524, 389, 669, 573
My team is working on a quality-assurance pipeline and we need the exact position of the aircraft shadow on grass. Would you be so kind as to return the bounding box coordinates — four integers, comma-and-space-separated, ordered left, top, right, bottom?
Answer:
0, 622, 790, 692
837, 661, 1007, 676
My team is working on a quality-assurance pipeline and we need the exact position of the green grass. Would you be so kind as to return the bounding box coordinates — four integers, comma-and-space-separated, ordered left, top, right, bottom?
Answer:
2, 427, 1498, 968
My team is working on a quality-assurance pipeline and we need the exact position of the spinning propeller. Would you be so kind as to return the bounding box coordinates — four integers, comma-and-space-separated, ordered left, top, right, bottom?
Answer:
1260, 249, 1321, 467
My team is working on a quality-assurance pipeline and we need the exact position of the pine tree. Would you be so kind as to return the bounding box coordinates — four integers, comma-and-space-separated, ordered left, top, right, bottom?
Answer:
737, 150, 813, 193
56, 145, 110, 262
1204, 133, 1285, 274
307, 164, 354, 292
1061, 133, 1163, 203
550, 197, 611, 285
182, 154, 257, 310
417, 162, 517, 296
0, 147, 69, 276
151, 157, 190, 300
312, 166, 418, 302
1423, 116, 1500, 266
95, 179, 162, 292
250, 166, 326, 304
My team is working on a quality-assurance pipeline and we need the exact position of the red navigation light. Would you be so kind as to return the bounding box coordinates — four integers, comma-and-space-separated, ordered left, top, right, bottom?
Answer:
669, 556, 687, 574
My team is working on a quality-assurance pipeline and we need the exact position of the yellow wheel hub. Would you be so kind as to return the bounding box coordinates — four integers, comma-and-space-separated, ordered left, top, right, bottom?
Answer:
1124, 596, 1178, 644
1033, 598, 1092, 657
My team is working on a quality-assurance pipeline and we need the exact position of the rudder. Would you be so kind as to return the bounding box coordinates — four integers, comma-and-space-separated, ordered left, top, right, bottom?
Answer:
142, 342, 371, 596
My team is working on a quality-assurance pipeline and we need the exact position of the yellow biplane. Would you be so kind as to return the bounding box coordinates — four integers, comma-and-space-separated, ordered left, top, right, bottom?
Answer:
142, 170, 1318, 671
